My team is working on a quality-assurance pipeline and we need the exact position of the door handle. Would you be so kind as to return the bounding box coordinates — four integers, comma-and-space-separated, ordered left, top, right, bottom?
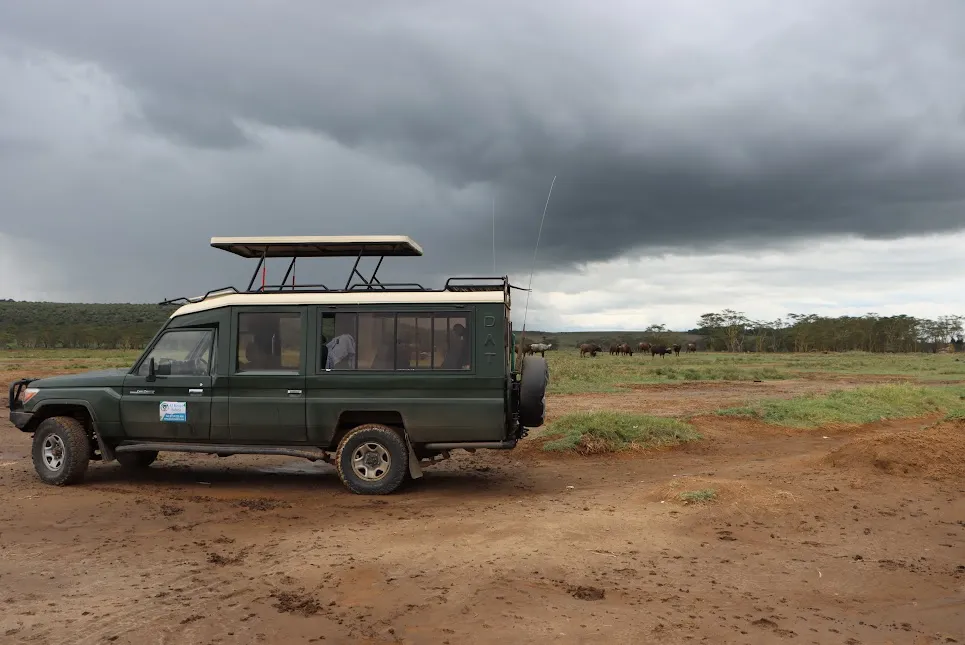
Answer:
189, 388, 204, 395
287, 389, 302, 396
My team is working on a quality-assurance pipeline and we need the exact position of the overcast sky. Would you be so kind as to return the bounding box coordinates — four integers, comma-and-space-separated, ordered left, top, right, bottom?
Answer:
2, 1, 964, 331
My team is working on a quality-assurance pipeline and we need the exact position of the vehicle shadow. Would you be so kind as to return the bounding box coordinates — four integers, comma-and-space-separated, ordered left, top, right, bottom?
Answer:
82, 458, 528, 498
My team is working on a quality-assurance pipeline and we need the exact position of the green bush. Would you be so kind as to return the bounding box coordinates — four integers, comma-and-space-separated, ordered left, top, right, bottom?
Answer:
541, 411, 701, 454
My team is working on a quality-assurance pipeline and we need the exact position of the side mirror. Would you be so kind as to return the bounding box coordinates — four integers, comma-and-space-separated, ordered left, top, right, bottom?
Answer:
147, 357, 156, 382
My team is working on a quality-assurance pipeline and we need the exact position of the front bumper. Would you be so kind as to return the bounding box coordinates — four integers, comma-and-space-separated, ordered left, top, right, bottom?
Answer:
8, 378, 35, 431
9, 410, 32, 430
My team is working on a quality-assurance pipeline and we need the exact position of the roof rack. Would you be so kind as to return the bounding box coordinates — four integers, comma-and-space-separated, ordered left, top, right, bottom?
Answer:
348, 282, 428, 291
444, 277, 529, 293
157, 236, 523, 307
159, 286, 240, 307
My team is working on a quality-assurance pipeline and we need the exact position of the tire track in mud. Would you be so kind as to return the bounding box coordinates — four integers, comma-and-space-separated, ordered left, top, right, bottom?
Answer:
58, 478, 483, 643
3, 411, 965, 643
0, 471, 334, 644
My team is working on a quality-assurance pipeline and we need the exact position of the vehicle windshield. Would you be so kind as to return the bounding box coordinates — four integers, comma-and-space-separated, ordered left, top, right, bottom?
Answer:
135, 328, 215, 376
185, 332, 212, 362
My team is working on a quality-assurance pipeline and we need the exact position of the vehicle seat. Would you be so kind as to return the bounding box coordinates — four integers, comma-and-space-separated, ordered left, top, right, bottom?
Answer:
244, 341, 259, 370
245, 341, 272, 370
440, 337, 462, 369
320, 335, 329, 369
371, 337, 395, 370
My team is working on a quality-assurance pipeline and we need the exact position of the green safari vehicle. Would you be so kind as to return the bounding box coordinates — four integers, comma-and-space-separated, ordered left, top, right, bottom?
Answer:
7, 236, 549, 495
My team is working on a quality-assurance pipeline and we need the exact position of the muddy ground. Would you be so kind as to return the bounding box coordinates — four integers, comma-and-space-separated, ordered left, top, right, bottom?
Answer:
1, 377, 964, 644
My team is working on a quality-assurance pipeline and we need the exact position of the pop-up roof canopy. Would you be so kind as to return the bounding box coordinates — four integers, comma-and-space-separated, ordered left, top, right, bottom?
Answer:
209, 235, 424, 259
204, 235, 426, 295
159, 234, 514, 307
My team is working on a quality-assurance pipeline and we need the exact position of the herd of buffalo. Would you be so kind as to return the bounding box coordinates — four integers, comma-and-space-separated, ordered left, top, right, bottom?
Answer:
514, 340, 698, 359
578, 341, 697, 358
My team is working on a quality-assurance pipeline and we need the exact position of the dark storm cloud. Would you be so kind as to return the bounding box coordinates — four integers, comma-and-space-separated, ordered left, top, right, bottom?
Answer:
2, 0, 965, 296
0, 135, 47, 158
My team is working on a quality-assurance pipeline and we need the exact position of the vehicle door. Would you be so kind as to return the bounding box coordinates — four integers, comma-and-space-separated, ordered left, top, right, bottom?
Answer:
226, 307, 308, 443
121, 327, 216, 441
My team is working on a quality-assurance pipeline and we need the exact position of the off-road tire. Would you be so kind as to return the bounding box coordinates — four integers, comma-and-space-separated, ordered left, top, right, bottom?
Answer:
335, 424, 409, 495
31, 416, 91, 486
115, 451, 159, 469
518, 355, 549, 428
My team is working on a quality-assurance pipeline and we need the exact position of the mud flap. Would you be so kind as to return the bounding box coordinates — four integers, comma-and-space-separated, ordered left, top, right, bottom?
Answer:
94, 428, 115, 463
404, 433, 423, 480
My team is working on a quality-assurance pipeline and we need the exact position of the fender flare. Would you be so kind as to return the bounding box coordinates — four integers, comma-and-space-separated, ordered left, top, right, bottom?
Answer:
32, 399, 115, 462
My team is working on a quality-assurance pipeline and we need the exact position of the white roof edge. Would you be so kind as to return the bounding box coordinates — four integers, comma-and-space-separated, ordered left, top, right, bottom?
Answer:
171, 290, 508, 318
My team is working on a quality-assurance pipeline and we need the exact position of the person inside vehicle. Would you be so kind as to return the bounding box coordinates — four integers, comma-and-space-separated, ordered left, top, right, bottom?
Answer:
324, 333, 357, 370
441, 323, 470, 369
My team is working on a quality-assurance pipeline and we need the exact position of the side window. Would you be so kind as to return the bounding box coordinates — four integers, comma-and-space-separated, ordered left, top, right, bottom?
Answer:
397, 314, 433, 369
236, 312, 302, 372
137, 329, 214, 377
357, 313, 397, 370
317, 312, 471, 372
320, 312, 358, 370
435, 314, 471, 370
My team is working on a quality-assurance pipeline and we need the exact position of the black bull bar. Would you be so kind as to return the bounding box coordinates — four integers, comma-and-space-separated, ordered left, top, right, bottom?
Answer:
7, 378, 34, 410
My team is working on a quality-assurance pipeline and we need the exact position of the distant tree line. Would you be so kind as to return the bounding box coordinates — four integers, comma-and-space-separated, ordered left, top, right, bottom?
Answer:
1, 301, 962, 354
0, 301, 175, 349
692, 309, 965, 353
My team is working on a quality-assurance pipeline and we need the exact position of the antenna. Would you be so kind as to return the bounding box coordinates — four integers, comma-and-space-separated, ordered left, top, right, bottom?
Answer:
492, 195, 496, 274
516, 175, 557, 374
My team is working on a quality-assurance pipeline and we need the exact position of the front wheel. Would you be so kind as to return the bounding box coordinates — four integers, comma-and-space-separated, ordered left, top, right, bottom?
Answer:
31, 416, 92, 486
335, 424, 409, 495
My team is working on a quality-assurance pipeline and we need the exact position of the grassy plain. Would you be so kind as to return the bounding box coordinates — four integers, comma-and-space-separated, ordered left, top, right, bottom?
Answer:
0, 350, 139, 396
545, 348, 965, 394
4, 347, 965, 453
535, 349, 965, 453
716, 383, 965, 427
4, 347, 963, 390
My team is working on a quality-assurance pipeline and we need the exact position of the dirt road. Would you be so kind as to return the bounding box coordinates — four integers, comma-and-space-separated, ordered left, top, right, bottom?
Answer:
1, 386, 964, 644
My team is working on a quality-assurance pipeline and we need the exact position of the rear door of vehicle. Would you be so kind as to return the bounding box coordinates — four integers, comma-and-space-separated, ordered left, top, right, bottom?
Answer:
225, 306, 308, 443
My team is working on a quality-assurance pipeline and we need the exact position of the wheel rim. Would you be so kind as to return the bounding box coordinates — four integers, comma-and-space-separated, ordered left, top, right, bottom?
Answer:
351, 442, 391, 481
43, 434, 66, 472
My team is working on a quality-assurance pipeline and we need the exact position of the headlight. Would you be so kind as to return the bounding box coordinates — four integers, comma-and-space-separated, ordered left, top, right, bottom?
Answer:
20, 388, 40, 404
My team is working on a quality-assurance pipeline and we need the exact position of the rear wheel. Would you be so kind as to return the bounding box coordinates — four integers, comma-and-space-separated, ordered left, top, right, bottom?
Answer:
115, 451, 158, 469
31, 416, 91, 486
335, 424, 409, 495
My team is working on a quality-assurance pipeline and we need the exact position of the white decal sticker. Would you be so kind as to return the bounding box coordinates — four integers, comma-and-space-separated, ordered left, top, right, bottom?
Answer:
160, 401, 187, 423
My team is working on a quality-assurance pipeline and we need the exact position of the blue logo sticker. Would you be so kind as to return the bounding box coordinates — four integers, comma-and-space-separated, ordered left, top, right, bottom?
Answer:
160, 401, 187, 423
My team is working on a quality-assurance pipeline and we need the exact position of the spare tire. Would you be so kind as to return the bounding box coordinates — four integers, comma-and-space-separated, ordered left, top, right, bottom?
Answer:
518, 355, 549, 428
